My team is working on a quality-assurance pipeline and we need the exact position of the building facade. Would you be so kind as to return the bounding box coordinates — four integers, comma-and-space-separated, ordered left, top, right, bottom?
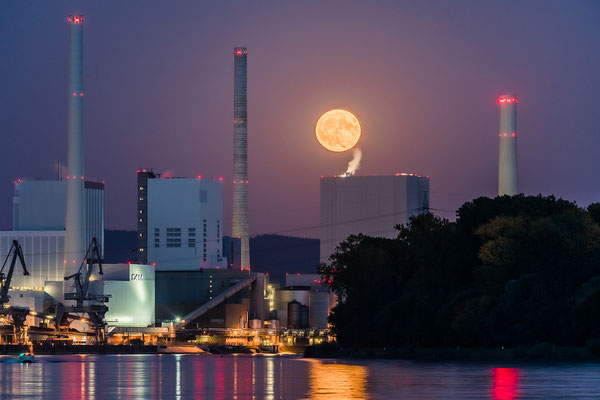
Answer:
13, 179, 104, 255
142, 176, 225, 270
320, 174, 430, 263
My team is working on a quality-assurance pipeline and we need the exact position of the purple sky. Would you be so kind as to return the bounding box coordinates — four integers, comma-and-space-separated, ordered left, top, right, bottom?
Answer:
2, 1, 600, 238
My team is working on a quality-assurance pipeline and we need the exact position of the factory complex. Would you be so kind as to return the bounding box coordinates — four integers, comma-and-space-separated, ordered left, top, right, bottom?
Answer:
0, 15, 520, 352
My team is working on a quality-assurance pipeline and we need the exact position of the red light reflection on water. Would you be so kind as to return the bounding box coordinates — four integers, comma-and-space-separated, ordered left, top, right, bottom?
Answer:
492, 368, 519, 400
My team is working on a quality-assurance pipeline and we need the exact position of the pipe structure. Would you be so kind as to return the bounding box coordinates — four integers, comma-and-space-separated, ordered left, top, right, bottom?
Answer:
232, 47, 250, 269
498, 94, 518, 196
64, 15, 87, 293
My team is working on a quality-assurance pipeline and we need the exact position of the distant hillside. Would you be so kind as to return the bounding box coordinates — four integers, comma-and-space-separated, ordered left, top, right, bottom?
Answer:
103, 231, 319, 285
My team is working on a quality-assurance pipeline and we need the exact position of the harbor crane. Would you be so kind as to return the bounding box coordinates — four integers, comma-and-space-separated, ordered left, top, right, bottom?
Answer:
0, 240, 31, 344
57, 237, 109, 344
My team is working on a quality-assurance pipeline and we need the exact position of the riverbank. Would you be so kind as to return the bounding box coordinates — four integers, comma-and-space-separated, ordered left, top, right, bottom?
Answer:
304, 342, 600, 362
0, 343, 286, 355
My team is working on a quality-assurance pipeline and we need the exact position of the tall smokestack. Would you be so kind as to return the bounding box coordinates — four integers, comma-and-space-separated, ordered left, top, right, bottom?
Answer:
232, 47, 250, 269
498, 94, 518, 196
64, 15, 86, 287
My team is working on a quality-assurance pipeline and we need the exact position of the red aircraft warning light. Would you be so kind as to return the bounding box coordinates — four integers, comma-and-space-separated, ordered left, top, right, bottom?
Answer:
68, 16, 83, 24
498, 97, 518, 104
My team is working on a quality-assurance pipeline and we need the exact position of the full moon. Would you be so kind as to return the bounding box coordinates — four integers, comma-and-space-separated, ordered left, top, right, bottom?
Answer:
315, 109, 361, 152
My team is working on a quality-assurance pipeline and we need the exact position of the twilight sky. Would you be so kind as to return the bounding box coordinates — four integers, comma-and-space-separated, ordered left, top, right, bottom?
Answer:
1, 1, 599, 238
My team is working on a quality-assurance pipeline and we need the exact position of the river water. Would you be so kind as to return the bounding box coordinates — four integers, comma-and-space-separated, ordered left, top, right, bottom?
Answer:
0, 354, 598, 399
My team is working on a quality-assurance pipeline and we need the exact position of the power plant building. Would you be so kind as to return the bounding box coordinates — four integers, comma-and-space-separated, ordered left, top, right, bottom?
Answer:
320, 174, 430, 263
13, 179, 104, 254
0, 179, 104, 289
498, 95, 518, 196
137, 172, 225, 270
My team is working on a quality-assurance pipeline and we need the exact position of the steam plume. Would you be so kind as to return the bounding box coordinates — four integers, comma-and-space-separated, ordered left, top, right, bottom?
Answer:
344, 147, 362, 176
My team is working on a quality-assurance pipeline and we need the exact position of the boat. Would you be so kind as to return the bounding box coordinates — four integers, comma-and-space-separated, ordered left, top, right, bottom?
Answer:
19, 353, 35, 363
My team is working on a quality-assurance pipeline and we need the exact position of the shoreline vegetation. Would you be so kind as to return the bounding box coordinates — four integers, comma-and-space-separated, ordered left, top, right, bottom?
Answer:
304, 341, 600, 362
317, 195, 600, 357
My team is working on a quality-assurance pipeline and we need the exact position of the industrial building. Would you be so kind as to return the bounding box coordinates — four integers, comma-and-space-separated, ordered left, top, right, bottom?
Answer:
498, 94, 518, 196
0, 179, 104, 289
0, 15, 154, 344
320, 174, 430, 263
136, 170, 225, 270
274, 273, 336, 330
13, 179, 104, 254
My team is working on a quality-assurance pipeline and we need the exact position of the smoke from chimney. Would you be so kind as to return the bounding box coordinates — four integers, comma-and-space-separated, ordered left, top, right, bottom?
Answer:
344, 148, 362, 176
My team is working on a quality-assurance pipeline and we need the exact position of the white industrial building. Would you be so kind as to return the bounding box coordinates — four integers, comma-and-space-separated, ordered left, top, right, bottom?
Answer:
0, 179, 104, 289
103, 263, 155, 328
144, 177, 225, 270
12, 179, 104, 255
320, 174, 430, 263
0, 178, 155, 330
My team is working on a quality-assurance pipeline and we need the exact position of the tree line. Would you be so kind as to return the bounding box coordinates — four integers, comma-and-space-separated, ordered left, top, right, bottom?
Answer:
319, 195, 600, 348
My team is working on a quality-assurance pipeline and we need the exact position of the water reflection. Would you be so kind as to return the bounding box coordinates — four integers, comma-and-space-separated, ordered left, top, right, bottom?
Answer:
306, 359, 367, 399
492, 368, 519, 400
0, 355, 599, 399
175, 354, 181, 400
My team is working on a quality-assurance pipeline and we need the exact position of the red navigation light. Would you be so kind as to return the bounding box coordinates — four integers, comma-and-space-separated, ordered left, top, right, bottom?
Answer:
197, 175, 202, 179
73, 17, 82, 23
235, 50, 242, 55
219, 177, 223, 181
498, 97, 518, 104
216, 266, 219, 269
152, 262, 156, 266
79, 93, 83, 96
128, 261, 131, 265
512, 133, 516, 137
